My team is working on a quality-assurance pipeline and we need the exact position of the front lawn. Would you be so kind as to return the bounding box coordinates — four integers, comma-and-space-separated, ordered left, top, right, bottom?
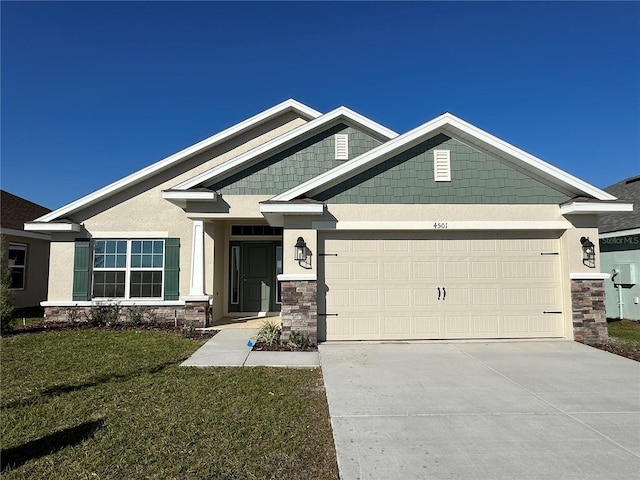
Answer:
608, 318, 640, 350
1, 330, 338, 479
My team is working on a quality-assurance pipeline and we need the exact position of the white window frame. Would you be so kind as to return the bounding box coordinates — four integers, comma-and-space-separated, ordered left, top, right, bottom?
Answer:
92, 239, 165, 300
8, 243, 27, 290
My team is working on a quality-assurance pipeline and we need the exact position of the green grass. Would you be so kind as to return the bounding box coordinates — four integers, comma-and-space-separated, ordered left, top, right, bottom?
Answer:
608, 318, 640, 350
1, 330, 338, 479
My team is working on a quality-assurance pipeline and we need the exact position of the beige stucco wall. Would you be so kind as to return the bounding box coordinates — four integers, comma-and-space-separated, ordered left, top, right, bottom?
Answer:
46, 113, 307, 302
2, 234, 50, 308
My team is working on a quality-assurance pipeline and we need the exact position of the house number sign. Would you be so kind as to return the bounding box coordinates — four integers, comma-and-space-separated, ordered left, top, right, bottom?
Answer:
433, 222, 448, 229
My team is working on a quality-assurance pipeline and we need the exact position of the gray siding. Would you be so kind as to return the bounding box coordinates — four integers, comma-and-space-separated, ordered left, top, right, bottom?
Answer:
212, 124, 383, 195
313, 134, 571, 204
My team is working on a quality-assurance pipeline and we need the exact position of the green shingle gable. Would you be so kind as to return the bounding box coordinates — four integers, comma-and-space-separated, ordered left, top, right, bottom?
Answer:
312, 134, 571, 204
211, 124, 383, 195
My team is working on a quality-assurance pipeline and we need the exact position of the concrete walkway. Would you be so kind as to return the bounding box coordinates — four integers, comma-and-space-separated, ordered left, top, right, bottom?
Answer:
320, 341, 640, 480
181, 328, 319, 367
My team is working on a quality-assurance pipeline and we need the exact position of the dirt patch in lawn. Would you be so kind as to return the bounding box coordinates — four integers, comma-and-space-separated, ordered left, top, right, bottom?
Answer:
591, 341, 640, 362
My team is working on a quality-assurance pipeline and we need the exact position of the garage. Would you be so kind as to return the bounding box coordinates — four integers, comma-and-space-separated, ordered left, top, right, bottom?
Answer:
319, 231, 566, 341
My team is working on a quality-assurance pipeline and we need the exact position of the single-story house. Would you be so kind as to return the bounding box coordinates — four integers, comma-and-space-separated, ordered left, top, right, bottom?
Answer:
598, 175, 639, 320
25, 99, 633, 345
1, 190, 51, 309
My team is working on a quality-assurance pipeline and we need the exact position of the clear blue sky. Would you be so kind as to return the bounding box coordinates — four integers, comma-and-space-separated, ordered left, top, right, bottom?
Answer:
2, 1, 639, 210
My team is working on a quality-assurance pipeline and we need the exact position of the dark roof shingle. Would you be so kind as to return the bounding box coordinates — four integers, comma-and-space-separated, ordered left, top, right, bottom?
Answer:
598, 175, 640, 234
1, 190, 52, 231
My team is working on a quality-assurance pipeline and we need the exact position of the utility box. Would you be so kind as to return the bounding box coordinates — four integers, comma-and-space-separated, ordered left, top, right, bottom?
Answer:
613, 263, 637, 285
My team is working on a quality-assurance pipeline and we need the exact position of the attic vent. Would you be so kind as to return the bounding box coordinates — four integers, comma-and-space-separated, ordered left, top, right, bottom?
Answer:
433, 150, 451, 182
335, 134, 349, 160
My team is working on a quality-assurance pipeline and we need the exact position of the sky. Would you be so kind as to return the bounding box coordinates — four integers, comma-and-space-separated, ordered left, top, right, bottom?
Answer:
1, 1, 639, 211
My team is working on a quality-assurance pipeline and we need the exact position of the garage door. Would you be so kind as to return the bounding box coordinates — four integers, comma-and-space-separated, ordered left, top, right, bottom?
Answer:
319, 232, 565, 341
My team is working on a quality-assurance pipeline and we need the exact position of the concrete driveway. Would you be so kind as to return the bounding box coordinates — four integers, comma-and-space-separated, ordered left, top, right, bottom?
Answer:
319, 341, 640, 480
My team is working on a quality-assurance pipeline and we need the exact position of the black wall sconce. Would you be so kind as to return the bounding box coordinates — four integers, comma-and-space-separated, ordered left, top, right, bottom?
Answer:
294, 236, 312, 269
580, 236, 596, 268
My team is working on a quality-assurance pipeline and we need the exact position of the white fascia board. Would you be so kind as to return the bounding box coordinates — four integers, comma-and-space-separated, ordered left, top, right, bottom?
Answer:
173, 106, 398, 191
277, 274, 317, 282
599, 228, 640, 239
34, 99, 322, 223
260, 203, 324, 215
560, 202, 633, 215
311, 220, 572, 231
274, 112, 617, 202
0, 228, 51, 241
162, 190, 217, 201
24, 222, 81, 233
569, 273, 611, 280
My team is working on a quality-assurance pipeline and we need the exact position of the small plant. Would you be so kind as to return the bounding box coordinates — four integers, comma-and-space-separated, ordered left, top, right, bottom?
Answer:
255, 319, 281, 345
85, 303, 122, 327
124, 305, 145, 326
67, 306, 82, 323
0, 237, 15, 333
285, 331, 311, 351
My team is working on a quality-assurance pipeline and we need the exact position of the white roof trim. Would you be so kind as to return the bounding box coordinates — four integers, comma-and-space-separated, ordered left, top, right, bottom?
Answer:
599, 228, 640, 239
569, 273, 611, 280
560, 202, 633, 215
273, 112, 617, 202
0, 228, 51, 241
162, 191, 217, 201
24, 222, 81, 233
34, 99, 322, 223
173, 106, 398, 191
260, 203, 324, 215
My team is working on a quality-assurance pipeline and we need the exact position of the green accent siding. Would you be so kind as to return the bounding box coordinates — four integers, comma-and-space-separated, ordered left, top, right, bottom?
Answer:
212, 124, 383, 195
72, 239, 91, 301
164, 238, 180, 300
313, 134, 571, 204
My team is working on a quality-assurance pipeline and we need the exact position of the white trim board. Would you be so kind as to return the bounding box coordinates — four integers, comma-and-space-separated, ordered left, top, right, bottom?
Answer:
173, 106, 399, 191
599, 228, 640, 239
34, 99, 322, 223
560, 202, 633, 215
273, 112, 617, 203
0, 228, 51, 241
310, 220, 573, 231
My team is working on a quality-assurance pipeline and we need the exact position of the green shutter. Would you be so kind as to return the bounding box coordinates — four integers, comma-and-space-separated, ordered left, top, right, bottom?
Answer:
72, 239, 91, 301
164, 238, 180, 300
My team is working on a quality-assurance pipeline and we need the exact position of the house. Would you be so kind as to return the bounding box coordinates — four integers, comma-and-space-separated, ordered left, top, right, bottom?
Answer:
598, 175, 639, 320
1, 190, 51, 309
25, 99, 633, 345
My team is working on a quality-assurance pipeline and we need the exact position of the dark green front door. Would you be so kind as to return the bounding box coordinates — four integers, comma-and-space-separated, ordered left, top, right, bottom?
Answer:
241, 242, 273, 312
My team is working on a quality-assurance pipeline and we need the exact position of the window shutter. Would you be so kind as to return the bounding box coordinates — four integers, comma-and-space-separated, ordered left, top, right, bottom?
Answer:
164, 238, 180, 300
72, 239, 91, 301
335, 134, 349, 160
433, 150, 451, 182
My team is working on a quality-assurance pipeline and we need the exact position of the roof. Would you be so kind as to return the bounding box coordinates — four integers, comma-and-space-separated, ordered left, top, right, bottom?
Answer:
1, 190, 51, 231
272, 112, 617, 202
34, 99, 322, 223
598, 175, 640, 234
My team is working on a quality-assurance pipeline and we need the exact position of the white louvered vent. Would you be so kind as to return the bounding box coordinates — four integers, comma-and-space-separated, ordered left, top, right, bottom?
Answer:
335, 134, 349, 160
433, 149, 451, 182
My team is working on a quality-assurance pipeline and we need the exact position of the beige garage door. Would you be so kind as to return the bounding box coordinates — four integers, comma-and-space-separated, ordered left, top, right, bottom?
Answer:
319, 232, 565, 341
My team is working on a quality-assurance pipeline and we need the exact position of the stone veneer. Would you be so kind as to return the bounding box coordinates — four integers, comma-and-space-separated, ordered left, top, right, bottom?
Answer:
280, 280, 318, 345
571, 278, 608, 345
44, 302, 210, 327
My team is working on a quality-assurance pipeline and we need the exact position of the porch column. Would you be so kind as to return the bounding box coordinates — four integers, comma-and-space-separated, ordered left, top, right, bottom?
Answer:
188, 218, 205, 297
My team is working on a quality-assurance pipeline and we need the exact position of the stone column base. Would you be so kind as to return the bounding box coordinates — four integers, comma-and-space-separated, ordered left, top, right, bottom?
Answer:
280, 280, 318, 345
571, 278, 608, 345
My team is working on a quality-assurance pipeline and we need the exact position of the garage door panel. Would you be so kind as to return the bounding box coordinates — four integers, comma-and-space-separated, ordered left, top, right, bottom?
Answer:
321, 233, 565, 341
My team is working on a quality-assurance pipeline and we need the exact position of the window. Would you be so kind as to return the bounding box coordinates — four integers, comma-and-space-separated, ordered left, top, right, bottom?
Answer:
433, 149, 451, 182
230, 245, 240, 305
231, 225, 283, 236
335, 134, 349, 160
275, 245, 283, 304
8, 243, 26, 290
92, 240, 164, 299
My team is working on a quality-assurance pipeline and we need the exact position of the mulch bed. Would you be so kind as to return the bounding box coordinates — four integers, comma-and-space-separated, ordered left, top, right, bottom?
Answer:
252, 341, 317, 352
4, 321, 218, 340
590, 342, 640, 362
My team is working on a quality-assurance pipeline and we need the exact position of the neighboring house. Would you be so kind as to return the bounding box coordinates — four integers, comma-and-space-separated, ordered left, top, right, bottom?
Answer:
598, 175, 639, 320
25, 99, 633, 345
1, 190, 51, 309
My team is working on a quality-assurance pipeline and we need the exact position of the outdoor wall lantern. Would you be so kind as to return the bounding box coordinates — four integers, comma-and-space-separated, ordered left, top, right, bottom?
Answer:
580, 236, 596, 268
295, 237, 307, 262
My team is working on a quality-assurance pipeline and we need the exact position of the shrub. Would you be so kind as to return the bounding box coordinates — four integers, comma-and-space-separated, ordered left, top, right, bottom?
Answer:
286, 331, 312, 351
66, 306, 82, 323
0, 238, 15, 333
124, 305, 145, 326
255, 319, 281, 345
85, 303, 122, 327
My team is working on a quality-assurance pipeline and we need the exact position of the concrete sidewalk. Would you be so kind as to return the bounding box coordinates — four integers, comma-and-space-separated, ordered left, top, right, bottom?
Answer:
320, 341, 640, 480
181, 328, 319, 367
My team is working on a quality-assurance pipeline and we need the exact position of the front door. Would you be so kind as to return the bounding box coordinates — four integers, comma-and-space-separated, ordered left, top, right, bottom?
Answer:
241, 242, 274, 312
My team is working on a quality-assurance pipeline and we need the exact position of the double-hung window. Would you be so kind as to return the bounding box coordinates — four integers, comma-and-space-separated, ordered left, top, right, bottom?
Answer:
92, 239, 164, 299
8, 243, 27, 290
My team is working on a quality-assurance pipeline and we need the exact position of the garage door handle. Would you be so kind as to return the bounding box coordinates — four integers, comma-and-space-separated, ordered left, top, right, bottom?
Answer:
437, 287, 441, 300
442, 287, 446, 300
